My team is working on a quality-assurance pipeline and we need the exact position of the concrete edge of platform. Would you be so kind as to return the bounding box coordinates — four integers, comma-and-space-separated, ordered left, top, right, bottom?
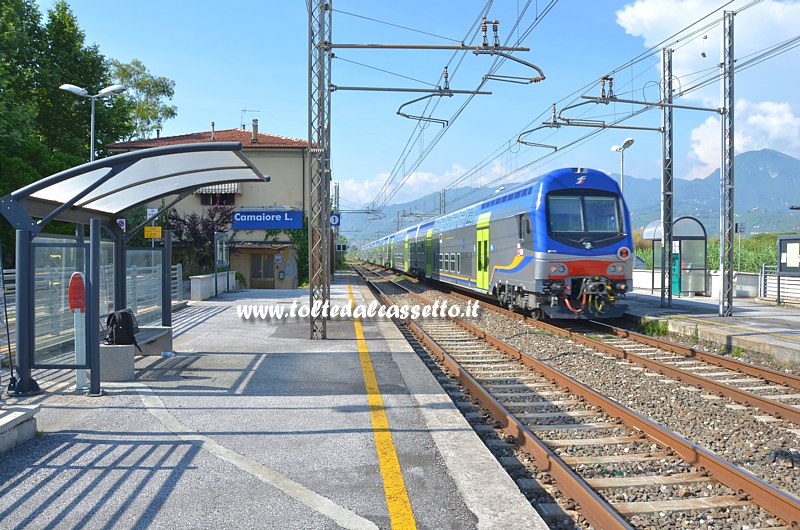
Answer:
0, 404, 40, 454
630, 312, 800, 367
354, 280, 548, 530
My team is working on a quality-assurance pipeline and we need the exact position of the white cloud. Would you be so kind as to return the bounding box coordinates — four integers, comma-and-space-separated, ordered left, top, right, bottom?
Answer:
616, 1, 800, 105
336, 164, 467, 207
686, 99, 800, 179
687, 115, 721, 180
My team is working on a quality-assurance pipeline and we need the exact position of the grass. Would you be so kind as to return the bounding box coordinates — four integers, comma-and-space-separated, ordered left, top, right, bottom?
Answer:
637, 319, 669, 337
731, 346, 745, 358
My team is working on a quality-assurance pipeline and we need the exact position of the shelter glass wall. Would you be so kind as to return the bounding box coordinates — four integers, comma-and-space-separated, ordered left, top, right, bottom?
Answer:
31, 237, 115, 367
680, 240, 707, 293
126, 249, 162, 326
32, 240, 86, 367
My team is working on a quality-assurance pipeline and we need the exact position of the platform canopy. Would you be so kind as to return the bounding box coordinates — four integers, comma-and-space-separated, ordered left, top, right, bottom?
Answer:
0, 142, 267, 231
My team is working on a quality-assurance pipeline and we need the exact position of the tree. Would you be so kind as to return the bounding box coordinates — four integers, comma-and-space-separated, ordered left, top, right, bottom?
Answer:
0, 1, 174, 266
169, 205, 235, 275
35, 1, 133, 159
111, 58, 177, 140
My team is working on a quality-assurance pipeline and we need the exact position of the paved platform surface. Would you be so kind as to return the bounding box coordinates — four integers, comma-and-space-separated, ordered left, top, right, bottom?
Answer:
623, 289, 800, 365
0, 272, 546, 529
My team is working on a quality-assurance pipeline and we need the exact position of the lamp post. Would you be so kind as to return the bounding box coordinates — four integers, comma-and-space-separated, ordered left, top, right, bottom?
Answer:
59, 83, 126, 161
610, 137, 635, 194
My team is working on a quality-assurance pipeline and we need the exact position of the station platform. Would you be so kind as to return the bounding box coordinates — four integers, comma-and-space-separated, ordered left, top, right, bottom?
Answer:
623, 289, 800, 366
0, 272, 546, 529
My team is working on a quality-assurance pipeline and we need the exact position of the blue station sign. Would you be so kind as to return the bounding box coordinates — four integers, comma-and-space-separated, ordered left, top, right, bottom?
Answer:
232, 210, 303, 230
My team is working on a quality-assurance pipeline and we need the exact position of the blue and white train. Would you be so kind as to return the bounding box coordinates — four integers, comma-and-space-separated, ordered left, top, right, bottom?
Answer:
358, 167, 634, 319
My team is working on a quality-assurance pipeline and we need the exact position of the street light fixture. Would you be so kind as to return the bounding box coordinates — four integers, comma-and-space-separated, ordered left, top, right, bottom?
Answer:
610, 137, 635, 195
59, 83, 126, 161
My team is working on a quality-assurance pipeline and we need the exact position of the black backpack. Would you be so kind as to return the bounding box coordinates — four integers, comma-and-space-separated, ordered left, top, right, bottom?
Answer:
105, 309, 142, 352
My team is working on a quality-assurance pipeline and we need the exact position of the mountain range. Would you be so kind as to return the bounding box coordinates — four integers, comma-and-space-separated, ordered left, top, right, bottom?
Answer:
340, 149, 800, 244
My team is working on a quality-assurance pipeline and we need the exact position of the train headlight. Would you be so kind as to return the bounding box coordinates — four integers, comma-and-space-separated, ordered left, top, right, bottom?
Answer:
617, 247, 631, 260
548, 263, 568, 276
606, 263, 625, 275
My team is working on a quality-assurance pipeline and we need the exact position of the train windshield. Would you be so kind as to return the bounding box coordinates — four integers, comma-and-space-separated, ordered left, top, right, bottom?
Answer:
547, 191, 625, 246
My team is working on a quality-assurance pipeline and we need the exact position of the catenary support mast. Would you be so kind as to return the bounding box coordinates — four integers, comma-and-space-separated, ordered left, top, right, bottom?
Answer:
308, 0, 332, 338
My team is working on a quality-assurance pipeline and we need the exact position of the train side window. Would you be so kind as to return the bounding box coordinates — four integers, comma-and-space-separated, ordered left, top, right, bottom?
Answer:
518, 214, 524, 240
450, 253, 455, 272
526, 217, 532, 234
457, 253, 461, 273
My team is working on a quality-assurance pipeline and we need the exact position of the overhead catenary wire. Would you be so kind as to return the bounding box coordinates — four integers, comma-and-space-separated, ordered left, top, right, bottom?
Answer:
333, 8, 464, 43
412, 0, 787, 217
370, 0, 558, 211
348, 0, 791, 236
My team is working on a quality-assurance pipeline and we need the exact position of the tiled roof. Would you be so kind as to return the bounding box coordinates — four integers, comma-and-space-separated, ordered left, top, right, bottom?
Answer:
108, 128, 307, 150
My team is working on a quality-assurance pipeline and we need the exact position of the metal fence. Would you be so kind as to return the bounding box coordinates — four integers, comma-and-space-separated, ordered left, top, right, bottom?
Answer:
759, 264, 800, 304
0, 264, 183, 357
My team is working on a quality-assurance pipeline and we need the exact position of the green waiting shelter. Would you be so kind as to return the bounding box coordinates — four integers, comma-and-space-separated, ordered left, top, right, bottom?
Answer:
642, 216, 708, 297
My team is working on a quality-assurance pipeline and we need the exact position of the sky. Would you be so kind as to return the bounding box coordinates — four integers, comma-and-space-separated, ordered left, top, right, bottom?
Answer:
34, 0, 800, 214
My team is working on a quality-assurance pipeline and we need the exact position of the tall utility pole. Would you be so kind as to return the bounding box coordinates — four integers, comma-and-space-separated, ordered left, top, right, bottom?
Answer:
308, 0, 332, 339
661, 48, 674, 308
720, 11, 735, 317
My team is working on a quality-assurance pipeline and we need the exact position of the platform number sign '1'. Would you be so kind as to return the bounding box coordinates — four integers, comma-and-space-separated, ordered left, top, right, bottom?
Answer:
330, 213, 341, 227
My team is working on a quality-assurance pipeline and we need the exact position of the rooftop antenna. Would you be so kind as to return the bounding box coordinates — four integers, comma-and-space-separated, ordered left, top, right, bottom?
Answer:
240, 108, 261, 129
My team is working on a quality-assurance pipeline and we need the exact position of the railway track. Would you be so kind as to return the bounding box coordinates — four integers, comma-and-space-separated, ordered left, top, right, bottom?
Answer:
441, 287, 800, 429
353, 264, 800, 529
370, 261, 800, 429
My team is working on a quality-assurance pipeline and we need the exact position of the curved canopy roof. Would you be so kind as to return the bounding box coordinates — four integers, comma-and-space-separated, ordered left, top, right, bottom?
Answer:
642, 216, 707, 240
1, 142, 267, 231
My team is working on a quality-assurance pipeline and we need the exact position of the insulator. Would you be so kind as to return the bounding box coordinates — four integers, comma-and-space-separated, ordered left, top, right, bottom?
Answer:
481, 17, 488, 47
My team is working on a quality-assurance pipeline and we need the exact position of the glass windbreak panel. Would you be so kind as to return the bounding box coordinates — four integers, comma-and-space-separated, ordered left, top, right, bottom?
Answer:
100, 241, 115, 318
680, 240, 707, 294
32, 242, 88, 367
653, 241, 664, 269
584, 196, 620, 232
126, 249, 162, 326
681, 240, 705, 270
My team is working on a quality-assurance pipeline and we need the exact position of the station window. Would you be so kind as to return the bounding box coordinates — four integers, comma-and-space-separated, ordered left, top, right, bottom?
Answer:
200, 193, 235, 206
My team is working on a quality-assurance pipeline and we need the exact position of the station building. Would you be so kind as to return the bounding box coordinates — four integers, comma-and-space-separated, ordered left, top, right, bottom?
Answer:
108, 120, 307, 289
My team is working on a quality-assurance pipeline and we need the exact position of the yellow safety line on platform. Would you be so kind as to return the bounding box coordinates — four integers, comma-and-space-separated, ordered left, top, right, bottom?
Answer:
679, 316, 800, 343
348, 281, 417, 529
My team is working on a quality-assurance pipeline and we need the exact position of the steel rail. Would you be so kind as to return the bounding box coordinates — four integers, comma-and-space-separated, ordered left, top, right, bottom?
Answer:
447, 291, 800, 427
584, 320, 800, 390
354, 268, 800, 526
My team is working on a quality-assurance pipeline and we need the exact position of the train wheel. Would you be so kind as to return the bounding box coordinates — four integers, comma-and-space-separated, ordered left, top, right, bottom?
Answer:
531, 308, 545, 321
